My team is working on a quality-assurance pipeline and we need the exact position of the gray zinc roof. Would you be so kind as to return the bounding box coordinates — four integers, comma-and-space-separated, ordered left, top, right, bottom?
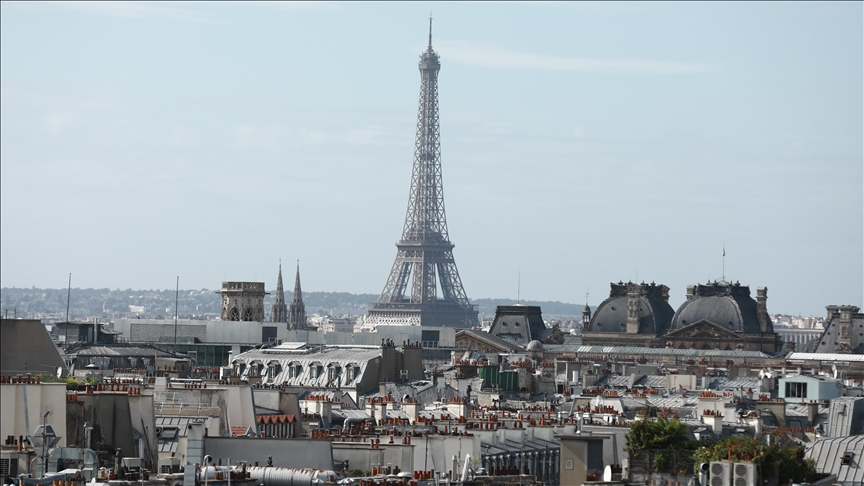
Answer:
572, 346, 772, 358
806, 435, 864, 486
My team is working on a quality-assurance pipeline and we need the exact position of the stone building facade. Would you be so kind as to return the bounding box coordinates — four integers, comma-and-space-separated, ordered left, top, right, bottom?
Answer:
663, 282, 783, 353
814, 305, 864, 354
581, 282, 674, 348
220, 281, 267, 322
582, 280, 783, 353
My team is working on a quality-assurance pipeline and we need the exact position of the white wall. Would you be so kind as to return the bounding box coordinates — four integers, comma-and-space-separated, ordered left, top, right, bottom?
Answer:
0, 383, 67, 447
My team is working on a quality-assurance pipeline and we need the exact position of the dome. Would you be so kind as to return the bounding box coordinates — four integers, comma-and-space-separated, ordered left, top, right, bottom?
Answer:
670, 282, 771, 334
585, 282, 674, 336
527, 340, 544, 351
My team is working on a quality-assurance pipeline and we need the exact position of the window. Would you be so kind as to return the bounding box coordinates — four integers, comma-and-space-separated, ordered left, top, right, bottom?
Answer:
785, 381, 808, 398
842, 452, 854, 466
310, 365, 323, 379
290, 365, 303, 379
267, 364, 281, 380
422, 330, 440, 342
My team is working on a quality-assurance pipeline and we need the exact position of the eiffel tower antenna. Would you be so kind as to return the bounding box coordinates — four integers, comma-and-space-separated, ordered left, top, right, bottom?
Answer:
428, 13, 433, 50
368, 22, 478, 328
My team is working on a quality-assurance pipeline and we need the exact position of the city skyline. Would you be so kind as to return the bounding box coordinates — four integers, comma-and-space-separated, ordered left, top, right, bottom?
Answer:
1, 2, 861, 316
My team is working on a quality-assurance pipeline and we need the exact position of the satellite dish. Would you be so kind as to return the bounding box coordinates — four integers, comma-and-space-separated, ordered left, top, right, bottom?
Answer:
603, 465, 613, 481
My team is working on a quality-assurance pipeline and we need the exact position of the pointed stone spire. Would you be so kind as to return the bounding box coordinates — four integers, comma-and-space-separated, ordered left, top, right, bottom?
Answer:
270, 260, 288, 323
288, 261, 307, 330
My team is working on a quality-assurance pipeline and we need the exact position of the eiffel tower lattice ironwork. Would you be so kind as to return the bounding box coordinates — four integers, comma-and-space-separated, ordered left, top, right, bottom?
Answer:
368, 20, 478, 328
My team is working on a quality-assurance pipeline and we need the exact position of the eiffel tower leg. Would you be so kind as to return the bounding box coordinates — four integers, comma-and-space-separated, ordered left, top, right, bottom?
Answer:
379, 254, 412, 303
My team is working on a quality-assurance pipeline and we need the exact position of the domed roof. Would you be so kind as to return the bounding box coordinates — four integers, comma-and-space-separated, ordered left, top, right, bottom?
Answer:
670, 282, 772, 334
585, 282, 674, 336
527, 340, 544, 351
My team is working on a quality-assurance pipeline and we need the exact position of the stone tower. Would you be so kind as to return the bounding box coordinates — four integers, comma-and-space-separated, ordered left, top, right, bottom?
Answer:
220, 282, 268, 321
270, 262, 288, 323
288, 262, 307, 330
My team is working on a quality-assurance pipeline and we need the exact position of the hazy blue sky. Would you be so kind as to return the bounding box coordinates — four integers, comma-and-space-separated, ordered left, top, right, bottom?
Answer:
1, 2, 861, 316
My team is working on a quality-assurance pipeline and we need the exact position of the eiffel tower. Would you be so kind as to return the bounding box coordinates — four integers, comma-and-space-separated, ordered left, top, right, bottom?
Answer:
367, 20, 479, 328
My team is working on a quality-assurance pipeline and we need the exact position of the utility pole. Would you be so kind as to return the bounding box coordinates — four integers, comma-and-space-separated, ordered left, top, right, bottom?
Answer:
173, 277, 179, 355
64, 274, 71, 345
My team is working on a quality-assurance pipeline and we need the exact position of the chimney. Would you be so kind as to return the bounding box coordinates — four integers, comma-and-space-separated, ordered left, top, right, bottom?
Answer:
754, 288, 767, 324
702, 414, 723, 436
402, 400, 421, 421
319, 400, 333, 421
806, 402, 820, 427
447, 400, 470, 419
745, 416, 762, 436
626, 285, 641, 334
378, 402, 388, 423
686, 285, 696, 301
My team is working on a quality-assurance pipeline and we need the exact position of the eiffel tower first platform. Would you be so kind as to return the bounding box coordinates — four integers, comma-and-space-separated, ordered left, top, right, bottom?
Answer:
367, 21, 479, 328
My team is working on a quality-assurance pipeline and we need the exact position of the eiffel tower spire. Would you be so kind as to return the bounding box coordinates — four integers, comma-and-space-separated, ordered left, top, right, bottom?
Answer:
270, 260, 288, 323
368, 22, 478, 328
288, 261, 307, 330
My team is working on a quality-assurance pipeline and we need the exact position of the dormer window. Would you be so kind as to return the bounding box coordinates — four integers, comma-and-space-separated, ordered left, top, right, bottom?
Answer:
289, 363, 303, 379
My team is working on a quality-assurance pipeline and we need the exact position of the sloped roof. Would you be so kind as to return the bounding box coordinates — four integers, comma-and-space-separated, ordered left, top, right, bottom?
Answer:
571, 345, 772, 358
455, 329, 526, 352
806, 435, 864, 485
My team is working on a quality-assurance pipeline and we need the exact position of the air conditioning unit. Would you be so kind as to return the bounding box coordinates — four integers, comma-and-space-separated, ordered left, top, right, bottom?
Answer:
710, 461, 732, 486
732, 462, 757, 486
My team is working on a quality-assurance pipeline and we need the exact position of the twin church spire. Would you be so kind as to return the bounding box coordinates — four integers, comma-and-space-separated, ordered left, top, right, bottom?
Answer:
270, 260, 306, 330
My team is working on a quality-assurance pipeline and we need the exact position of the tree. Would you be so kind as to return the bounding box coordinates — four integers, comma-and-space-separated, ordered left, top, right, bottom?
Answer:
625, 415, 694, 452
691, 435, 818, 484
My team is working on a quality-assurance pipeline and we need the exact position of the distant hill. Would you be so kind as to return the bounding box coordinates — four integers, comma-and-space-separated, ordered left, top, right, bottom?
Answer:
471, 298, 586, 318
0, 287, 586, 321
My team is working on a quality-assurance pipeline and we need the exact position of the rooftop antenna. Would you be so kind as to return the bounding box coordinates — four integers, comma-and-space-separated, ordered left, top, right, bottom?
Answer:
428, 13, 433, 50
173, 276, 179, 355
722, 244, 726, 282
64, 273, 71, 344
517, 268, 521, 304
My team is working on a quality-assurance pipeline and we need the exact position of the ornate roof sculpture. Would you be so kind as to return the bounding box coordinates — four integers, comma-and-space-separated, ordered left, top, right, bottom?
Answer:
583, 282, 674, 342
